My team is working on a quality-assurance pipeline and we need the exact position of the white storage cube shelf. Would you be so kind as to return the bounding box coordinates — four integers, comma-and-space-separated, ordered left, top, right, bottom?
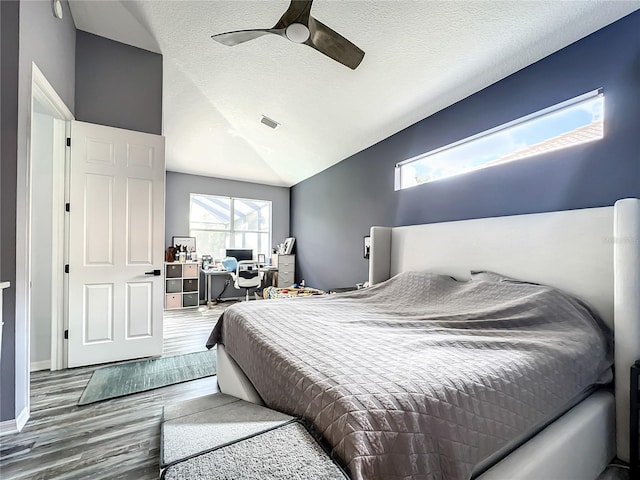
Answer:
165, 262, 200, 309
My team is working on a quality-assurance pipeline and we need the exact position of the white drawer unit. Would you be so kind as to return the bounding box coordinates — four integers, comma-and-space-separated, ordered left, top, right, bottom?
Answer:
164, 262, 200, 309
272, 254, 295, 288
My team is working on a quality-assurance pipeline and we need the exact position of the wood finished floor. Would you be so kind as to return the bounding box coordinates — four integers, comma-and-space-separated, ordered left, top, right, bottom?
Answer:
162, 303, 230, 357
0, 303, 233, 480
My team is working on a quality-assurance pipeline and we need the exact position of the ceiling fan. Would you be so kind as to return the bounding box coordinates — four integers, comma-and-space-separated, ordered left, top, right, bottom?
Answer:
211, 0, 365, 70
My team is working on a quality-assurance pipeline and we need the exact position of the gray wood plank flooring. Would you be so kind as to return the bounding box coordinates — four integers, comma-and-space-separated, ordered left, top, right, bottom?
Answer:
0, 304, 233, 480
162, 303, 230, 357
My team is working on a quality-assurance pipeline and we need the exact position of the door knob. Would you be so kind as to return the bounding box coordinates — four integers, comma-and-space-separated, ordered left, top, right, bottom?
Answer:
145, 269, 161, 276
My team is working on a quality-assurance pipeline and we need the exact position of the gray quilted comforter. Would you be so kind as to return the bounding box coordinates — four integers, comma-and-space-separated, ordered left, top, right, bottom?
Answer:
207, 271, 611, 480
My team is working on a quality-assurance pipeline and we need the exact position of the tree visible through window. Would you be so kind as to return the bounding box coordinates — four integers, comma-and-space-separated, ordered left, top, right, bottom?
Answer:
396, 89, 604, 190
189, 194, 271, 260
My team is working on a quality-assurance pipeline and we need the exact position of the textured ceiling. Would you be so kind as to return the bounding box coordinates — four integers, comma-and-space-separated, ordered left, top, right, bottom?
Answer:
68, 1, 639, 187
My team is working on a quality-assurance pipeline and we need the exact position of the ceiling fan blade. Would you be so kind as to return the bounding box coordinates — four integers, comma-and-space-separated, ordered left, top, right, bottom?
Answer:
273, 0, 313, 29
305, 17, 365, 70
211, 29, 280, 46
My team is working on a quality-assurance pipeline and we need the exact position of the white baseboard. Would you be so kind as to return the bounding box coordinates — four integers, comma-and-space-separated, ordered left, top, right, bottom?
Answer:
30, 360, 51, 372
0, 406, 29, 437
16, 406, 29, 431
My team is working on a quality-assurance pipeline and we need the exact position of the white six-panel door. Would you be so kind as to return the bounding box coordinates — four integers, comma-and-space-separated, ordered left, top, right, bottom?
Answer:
68, 121, 165, 368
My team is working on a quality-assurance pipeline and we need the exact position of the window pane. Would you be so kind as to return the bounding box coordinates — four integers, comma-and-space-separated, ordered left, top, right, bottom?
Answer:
230, 231, 270, 258
398, 92, 604, 189
191, 195, 231, 230
233, 231, 244, 249
233, 199, 270, 232
191, 230, 229, 260
237, 231, 257, 253
259, 233, 269, 257
189, 194, 271, 260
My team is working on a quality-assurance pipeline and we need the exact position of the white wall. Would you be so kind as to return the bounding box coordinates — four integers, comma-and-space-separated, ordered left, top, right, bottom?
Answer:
29, 111, 54, 369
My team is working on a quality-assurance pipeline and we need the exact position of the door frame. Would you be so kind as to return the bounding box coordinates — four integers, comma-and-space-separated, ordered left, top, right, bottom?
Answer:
14, 62, 73, 433
27, 63, 73, 374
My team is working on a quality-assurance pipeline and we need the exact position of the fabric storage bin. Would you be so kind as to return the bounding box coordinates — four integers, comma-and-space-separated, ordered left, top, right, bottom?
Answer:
183, 279, 198, 292
182, 293, 199, 307
166, 279, 182, 294
166, 264, 182, 278
165, 294, 181, 309
183, 264, 198, 278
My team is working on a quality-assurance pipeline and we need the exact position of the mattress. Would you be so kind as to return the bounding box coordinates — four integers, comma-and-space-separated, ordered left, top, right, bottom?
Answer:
207, 271, 612, 480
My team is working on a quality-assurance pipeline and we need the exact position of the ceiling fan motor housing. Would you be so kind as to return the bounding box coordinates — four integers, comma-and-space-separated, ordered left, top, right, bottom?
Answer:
286, 23, 310, 43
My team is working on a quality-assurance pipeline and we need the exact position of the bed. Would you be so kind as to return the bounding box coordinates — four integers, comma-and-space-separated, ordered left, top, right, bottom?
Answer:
209, 198, 640, 479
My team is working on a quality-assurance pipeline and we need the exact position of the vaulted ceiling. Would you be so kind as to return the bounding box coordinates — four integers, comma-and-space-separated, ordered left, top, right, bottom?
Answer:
69, 1, 639, 187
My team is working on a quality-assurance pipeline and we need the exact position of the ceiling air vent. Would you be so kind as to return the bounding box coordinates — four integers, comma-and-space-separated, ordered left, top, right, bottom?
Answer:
260, 115, 280, 130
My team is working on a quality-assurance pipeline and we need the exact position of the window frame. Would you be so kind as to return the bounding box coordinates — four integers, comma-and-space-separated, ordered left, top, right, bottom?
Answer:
188, 193, 272, 259
395, 88, 604, 190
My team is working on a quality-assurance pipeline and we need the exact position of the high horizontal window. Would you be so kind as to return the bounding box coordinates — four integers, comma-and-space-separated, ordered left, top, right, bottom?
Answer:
395, 89, 604, 190
190, 194, 271, 260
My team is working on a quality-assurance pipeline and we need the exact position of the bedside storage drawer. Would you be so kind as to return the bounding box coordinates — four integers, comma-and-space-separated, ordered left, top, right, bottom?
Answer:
183, 264, 198, 278
165, 294, 181, 309
273, 254, 295, 268
166, 279, 182, 293
166, 264, 182, 278
183, 278, 198, 292
182, 293, 199, 308
277, 272, 294, 287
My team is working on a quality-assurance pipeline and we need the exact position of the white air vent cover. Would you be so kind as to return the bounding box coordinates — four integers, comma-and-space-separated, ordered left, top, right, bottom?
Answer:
260, 115, 280, 130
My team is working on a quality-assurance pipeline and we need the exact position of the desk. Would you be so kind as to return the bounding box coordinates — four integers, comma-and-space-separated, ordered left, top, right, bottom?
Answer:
201, 269, 232, 308
201, 267, 278, 307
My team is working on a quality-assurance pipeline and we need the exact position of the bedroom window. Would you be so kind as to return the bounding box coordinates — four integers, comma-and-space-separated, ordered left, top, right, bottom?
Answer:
189, 194, 271, 259
395, 88, 604, 190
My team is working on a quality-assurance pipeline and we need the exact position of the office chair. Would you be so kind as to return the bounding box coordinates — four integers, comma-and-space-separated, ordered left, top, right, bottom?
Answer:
230, 260, 264, 301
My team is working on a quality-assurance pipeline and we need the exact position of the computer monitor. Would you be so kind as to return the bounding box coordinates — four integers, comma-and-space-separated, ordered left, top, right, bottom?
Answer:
225, 249, 253, 262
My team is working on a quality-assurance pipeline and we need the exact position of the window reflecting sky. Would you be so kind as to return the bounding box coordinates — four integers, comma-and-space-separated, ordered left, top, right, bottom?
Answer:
400, 95, 604, 189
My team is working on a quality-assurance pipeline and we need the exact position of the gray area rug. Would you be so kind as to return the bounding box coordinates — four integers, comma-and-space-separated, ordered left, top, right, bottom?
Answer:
78, 351, 216, 405
162, 421, 347, 480
161, 393, 293, 466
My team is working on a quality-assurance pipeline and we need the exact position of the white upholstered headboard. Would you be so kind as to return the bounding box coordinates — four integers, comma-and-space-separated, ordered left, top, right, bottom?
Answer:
369, 198, 640, 462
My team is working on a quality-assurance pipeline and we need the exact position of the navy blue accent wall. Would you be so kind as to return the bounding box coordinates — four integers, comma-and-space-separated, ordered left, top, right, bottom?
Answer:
290, 11, 640, 291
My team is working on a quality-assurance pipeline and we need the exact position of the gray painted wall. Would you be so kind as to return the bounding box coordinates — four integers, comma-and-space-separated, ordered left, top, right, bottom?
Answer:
1, 0, 76, 423
166, 172, 290, 299
75, 31, 163, 135
1, 0, 20, 423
